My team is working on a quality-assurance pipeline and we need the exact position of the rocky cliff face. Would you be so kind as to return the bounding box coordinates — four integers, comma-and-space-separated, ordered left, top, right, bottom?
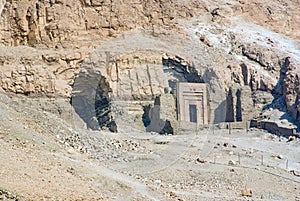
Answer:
0, 0, 299, 129
283, 59, 300, 122
1, 0, 298, 48
0, 47, 87, 96
0, 0, 205, 48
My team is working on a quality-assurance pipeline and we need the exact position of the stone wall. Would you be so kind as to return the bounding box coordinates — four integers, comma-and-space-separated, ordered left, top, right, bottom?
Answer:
225, 85, 254, 122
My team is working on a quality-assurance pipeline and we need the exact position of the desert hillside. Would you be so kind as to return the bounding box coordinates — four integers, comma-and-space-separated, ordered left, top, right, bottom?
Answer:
0, 0, 299, 200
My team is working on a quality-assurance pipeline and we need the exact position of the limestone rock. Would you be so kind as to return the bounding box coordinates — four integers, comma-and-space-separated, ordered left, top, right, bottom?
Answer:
72, 50, 202, 130
283, 60, 300, 121
0, 0, 205, 48
241, 189, 253, 197
228, 160, 236, 166
225, 85, 255, 122
148, 93, 179, 135
0, 47, 85, 97
0, 0, 299, 130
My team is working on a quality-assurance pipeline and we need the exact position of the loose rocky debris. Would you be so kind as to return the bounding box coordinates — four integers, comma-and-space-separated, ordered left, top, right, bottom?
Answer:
288, 136, 297, 142
2, 1, 300, 133
0, 189, 23, 201
241, 189, 253, 197
229, 168, 235, 172
196, 158, 206, 163
228, 160, 237, 166
290, 170, 300, 177
276, 155, 284, 160
215, 142, 237, 149
0, 0, 299, 200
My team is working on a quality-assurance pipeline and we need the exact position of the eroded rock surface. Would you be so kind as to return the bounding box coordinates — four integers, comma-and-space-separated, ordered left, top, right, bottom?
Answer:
0, 0, 299, 130
0, 1, 300, 200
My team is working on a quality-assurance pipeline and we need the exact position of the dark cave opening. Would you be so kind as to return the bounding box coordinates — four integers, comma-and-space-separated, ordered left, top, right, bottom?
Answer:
94, 76, 117, 132
162, 56, 203, 95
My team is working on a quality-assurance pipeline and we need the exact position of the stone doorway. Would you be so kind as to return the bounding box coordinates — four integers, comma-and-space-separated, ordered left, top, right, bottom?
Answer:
189, 104, 197, 123
177, 82, 208, 125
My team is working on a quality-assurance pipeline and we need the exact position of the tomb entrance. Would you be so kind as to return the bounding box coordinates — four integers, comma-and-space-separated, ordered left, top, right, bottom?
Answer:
177, 83, 208, 125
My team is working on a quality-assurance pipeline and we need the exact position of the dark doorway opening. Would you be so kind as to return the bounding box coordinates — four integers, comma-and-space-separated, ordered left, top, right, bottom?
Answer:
189, 104, 197, 123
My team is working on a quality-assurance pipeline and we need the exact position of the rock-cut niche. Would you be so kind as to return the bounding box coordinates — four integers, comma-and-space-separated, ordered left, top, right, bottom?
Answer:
72, 52, 204, 132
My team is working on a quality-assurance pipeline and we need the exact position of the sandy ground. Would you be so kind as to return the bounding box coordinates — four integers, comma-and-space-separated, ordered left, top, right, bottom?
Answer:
0, 93, 299, 200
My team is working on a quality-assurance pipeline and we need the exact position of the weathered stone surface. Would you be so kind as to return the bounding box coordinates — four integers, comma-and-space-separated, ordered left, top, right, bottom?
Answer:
241, 189, 252, 197
177, 83, 209, 125
0, 47, 86, 96
282, 60, 300, 122
0, 0, 206, 48
72, 67, 102, 130
1, 0, 298, 49
72, 49, 203, 130
251, 108, 297, 137
0, 0, 299, 130
226, 85, 254, 122
148, 93, 178, 134
3, 1, 299, 47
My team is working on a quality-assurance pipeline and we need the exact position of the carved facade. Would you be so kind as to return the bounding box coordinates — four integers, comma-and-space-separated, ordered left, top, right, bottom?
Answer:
177, 83, 208, 125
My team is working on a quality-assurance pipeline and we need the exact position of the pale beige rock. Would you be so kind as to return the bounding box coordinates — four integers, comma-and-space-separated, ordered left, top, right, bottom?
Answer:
148, 93, 178, 134
241, 189, 253, 197
0, 0, 299, 129
177, 83, 209, 125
